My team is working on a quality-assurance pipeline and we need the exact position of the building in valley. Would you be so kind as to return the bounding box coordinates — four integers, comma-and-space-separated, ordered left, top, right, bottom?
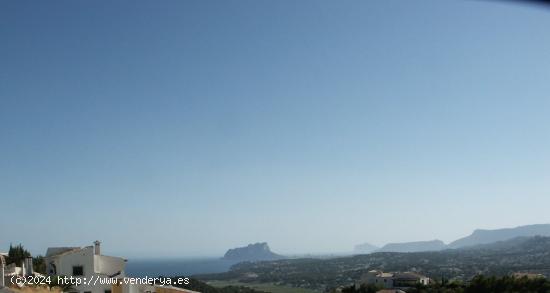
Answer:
357, 270, 431, 289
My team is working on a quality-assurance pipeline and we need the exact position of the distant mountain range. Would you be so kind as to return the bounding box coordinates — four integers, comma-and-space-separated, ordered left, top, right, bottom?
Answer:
356, 223, 550, 253
378, 239, 446, 253
223, 224, 550, 260
222, 242, 284, 261
448, 223, 550, 248
353, 243, 379, 254
201, 235, 550, 291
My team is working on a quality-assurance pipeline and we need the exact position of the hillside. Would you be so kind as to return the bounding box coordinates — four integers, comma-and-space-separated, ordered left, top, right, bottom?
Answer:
223, 242, 284, 261
198, 236, 550, 292
174, 278, 266, 293
353, 243, 378, 254
449, 224, 550, 248
378, 239, 446, 252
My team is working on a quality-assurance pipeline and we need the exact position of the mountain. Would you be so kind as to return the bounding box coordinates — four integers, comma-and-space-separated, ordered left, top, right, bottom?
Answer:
378, 239, 446, 252
222, 242, 284, 261
448, 224, 550, 248
353, 243, 379, 254
199, 236, 550, 291
458, 235, 539, 252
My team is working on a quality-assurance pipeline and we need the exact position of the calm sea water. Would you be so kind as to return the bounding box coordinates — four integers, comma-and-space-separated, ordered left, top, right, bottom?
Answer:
125, 258, 240, 277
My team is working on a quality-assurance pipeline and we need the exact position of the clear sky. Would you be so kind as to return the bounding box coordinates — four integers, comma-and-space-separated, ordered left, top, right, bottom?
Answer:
1, 0, 550, 258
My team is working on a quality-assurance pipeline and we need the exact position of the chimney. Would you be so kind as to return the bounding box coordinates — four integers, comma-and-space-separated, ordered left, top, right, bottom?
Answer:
24, 257, 33, 276
1, 255, 5, 287
94, 240, 101, 255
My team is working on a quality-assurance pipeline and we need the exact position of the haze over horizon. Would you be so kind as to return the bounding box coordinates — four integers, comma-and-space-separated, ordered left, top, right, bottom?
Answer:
2, 0, 550, 258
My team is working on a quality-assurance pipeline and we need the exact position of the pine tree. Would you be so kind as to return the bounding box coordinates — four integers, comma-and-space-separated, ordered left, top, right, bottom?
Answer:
7, 243, 31, 266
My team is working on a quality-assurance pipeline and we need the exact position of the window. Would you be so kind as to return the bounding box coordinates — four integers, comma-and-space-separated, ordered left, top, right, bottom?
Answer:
50, 263, 57, 275
105, 290, 112, 293
72, 266, 84, 276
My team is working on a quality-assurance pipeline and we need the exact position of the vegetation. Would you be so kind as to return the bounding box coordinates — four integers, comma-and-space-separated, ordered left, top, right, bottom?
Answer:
5, 243, 46, 274
172, 277, 267, 293
339, 276, 550, 293
208, 280, 319, 293
8, 286, 61, 293
6, 244, 31, 266
340, 284, 380, 293
45, 276, 75, 292
33, 255, 46, 274
197, 237, 550, 291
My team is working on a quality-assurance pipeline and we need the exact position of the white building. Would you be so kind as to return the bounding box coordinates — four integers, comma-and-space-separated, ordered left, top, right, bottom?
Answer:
357, 270, 431, 289
45, 241, 126, 293
1, 252, 40, 287
17, 242, 198, 293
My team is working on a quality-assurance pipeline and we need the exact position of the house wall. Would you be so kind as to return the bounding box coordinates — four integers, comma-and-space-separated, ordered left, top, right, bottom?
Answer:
52, 247, 94, 277
375, 277, 394, 288
94, 256, 125, 277
1, 255, 5, 287
356, 271, 380, 289
112, 283, 158, 293
46, 247, 125, 293
359, 271, 430, 289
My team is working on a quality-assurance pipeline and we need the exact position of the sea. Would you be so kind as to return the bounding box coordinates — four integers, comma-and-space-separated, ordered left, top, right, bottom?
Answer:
125, 257, 240, 277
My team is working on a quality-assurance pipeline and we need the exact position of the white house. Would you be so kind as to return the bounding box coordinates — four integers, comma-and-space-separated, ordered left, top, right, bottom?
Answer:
45, 241, 126, 293
13, 242, 197, 293
357, 270, 431, 289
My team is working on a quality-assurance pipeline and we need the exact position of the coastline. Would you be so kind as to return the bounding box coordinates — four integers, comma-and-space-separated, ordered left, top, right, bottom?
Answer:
125, 258, 240, 278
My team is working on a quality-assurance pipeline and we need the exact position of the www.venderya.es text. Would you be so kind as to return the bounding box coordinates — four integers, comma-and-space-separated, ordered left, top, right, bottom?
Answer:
11, 275, 190, 287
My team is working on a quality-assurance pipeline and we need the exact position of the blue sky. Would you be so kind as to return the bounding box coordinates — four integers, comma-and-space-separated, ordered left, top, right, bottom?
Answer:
1, 0, 550, 257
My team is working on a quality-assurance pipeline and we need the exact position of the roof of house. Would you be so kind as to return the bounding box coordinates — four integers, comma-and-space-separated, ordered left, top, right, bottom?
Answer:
393, 272, 428, 280
45, 247, 81, 257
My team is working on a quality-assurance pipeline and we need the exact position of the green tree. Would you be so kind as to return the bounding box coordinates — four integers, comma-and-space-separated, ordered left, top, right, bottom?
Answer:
6, 243, 31, 266
33, 255, 46, 274
341, 284, 382, 293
